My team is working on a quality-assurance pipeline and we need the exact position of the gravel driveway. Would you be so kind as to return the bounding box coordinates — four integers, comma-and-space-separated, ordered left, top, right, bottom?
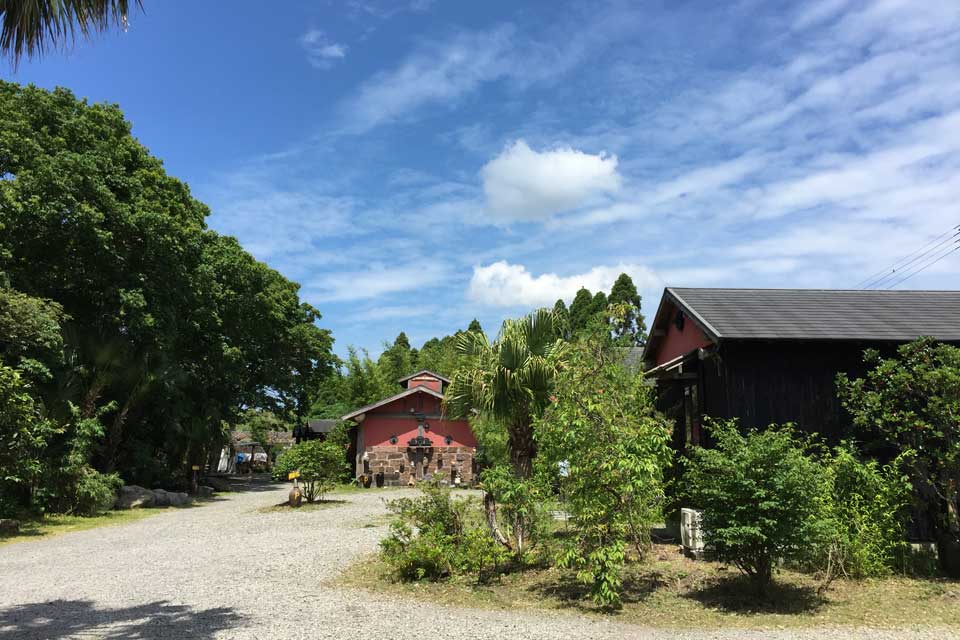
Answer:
0, 480, 955, 640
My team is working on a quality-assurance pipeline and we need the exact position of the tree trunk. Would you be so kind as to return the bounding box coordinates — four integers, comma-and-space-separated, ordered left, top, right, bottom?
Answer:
508, 418, 535, 479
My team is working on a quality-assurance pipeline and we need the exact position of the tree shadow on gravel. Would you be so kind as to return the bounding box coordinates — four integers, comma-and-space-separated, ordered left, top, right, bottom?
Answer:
0, 599, 242, 639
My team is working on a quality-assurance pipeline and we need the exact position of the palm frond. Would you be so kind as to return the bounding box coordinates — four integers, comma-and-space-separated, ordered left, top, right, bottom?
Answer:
0, 0, 142, 66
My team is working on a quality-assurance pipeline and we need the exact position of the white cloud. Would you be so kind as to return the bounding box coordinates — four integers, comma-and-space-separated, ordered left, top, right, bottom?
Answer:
304, 261, 451, 302
480, 140, 621, 221
468, 261, 659, 307
340, 26, 515, 132
300, 29, 348, 69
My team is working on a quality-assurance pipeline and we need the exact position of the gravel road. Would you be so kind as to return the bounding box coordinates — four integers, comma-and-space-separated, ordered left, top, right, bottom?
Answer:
0, 480, 955, 639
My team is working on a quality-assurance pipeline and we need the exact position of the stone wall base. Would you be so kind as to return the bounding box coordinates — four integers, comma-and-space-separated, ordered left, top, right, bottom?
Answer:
358, 446, 476, 487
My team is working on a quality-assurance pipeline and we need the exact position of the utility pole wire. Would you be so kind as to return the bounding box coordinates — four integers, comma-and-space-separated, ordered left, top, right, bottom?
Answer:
867, 229, 959, 289
884, 241, 960, 290
856, 223, 960, 289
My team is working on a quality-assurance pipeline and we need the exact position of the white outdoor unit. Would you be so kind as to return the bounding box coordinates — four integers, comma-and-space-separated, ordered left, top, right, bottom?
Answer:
680, 507, 705, 558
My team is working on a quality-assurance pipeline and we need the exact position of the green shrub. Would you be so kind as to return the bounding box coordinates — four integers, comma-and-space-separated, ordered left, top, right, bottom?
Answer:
273, 437, 348, 502
535, 304, 673, 607
72, 469, 123, 516
479, 465, 548, 559
683, 419, 828, 587
816, 445, 911, 580
837, 339, 960, 574
380, 479, 506, 583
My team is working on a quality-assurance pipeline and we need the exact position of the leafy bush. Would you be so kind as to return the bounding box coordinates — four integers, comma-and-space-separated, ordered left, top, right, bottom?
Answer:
479, 465, 548, 559
683, 419, 828, 587
71, 469, 124, 516
816, 445, 911, 581
380, 479, 508, 583
273, 436, 348, 503
837, 339, 960, 573
535, 304, 672, 607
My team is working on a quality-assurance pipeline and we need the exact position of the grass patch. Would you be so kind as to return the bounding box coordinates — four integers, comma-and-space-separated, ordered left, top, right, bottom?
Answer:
256, 499, 349, 514
0, 509, 170, 547
336, 543, 960, 629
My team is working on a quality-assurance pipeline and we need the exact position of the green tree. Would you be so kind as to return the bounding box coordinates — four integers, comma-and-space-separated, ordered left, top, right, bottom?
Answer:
837, 338, 960, 573
608, 273, 647, 346
0, 0, 142, 66
274, 434, 348, 503
552, 299, 570, 340
0, 361, 58, 515
568, 287, 594, 336
0, 81, 335, 500
683, 419, 828, 587
446, 308, 564, 478
536, 304, 673, 606
467, 318, 483, 335
378, 332, 415, 387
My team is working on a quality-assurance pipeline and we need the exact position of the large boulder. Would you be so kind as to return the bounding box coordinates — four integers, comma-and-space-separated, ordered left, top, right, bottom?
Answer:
196, 485, 215, 498
166, 491, 192, 507
115, 485, 156, 510
152, 489, 172, 507
0, 519, 20, 535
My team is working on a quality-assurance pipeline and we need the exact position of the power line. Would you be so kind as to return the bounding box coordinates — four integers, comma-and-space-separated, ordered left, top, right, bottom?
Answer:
867, 228, 959, 289
884, 240, 960, 289
856, 223, 960, 289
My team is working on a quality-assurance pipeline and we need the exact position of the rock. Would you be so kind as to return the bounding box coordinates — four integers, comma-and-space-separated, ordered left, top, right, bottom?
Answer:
197, 485, 215, 498
115, 485, 156, 510
0, 519, 20, 535
167, 492, 192, 507
204, 476, 232, 492
152, 489, 172, 507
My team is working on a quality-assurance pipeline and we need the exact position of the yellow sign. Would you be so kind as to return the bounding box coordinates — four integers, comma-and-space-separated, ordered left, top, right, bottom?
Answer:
191, 465, 200, 471
288, 471, 300, 480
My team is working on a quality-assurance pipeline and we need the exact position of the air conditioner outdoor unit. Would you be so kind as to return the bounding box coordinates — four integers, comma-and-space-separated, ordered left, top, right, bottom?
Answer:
680, 507, 705, 559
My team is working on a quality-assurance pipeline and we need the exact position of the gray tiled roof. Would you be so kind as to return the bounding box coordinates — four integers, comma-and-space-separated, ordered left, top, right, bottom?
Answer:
306, 419, 338, 434
668, 288, 960, 341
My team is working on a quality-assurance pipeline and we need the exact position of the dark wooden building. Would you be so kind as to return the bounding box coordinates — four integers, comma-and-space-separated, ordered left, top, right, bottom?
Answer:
643, 288, 960, 452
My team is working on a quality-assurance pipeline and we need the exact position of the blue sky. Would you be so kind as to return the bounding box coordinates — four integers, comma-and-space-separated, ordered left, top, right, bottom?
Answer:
5, 0, 959, 357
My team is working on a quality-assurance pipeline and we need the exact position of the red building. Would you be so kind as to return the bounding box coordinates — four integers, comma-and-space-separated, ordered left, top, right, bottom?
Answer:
341, 370, 477, 486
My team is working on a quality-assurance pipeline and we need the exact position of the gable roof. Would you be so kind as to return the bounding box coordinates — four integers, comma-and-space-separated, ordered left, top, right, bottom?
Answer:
306, 419, 337, 434
397, 370, 450, 384
644, 287, 960, 361
341, 385, 445, 422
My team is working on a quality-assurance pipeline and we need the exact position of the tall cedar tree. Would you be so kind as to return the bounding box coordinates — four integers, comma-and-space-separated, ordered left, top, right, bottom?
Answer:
608, 273, 647, 346
568, 287, 594, 336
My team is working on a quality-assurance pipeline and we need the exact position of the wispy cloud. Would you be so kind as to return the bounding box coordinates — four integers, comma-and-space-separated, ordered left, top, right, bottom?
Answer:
300, 29, 348, 69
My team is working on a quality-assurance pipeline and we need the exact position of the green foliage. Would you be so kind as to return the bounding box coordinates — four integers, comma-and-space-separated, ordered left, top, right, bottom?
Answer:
0, 81, 336, 508
568, 287, 595, 336
479, 465, 548, 558
380, 479, 507, 583
470, 414, 510, 469
816, 445, 911, 580
608, 273, 646, 346
274, 433, 349, 503
683, 419, 828, 587
837, 339, 960, 548
0, 360, 58, 516
552, 299, 570, 340
446, 308, 564, 477
536, 305, 672, 607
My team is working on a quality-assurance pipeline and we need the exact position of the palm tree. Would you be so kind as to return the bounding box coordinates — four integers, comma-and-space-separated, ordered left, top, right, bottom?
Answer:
0, 0, 141, 66
445, 307, 564, 478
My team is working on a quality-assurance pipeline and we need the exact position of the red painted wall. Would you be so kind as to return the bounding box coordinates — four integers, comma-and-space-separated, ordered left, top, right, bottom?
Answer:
360, 392, 477, 448
407, 375, 442, 392
655, 307, 713, 365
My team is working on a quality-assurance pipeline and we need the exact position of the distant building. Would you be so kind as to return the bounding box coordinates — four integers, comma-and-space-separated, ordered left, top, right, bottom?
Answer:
341, 370, 477, 486
643, 288, 960, 451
